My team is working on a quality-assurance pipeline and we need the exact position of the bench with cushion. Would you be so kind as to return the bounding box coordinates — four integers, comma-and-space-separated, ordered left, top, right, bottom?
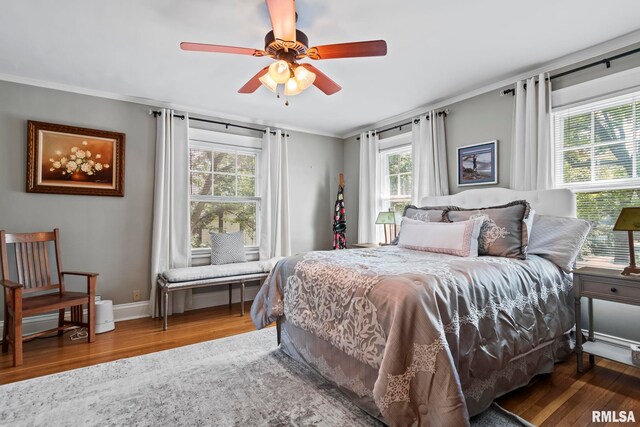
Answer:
156, 258, 281, 330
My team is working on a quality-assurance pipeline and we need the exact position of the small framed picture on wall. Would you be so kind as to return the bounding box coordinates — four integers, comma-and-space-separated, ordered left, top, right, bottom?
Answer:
457, 140, 498, 187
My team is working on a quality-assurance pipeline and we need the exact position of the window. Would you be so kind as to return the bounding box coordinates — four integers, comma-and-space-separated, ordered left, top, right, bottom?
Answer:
189, 142, 260, 251
380, 146, 412, 214
553, 90, 640, 268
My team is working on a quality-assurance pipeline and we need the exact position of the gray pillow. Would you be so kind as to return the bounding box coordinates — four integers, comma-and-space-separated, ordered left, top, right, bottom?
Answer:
444, 200, 533, 259
392, 205, 460, 244
210, 231, 246, 265
528, 215, 591, 272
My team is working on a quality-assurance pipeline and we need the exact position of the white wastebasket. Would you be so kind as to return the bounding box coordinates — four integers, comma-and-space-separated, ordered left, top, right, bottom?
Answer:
95, 299, 115, 333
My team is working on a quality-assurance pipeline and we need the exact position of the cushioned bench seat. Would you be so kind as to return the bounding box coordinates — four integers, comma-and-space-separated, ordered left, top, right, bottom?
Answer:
156, 257, 282, 330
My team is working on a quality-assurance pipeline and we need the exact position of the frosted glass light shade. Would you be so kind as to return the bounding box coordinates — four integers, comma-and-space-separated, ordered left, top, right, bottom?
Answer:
284, 77, 301, 96
259, 72, 277, 93
268, 60, 290, 84
294, 66, 316, 90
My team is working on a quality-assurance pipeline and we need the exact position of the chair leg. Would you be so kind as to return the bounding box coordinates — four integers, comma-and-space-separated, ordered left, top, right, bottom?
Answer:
88, 300, 96, 343
240, 281, 245, 316
228, 283, 232, 307
1, 304, 8, 353
13, 311, 22, 367
57, 308, 65, 336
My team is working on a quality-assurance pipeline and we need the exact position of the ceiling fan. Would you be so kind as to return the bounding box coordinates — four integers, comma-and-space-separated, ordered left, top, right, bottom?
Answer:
180, 0, 387, 101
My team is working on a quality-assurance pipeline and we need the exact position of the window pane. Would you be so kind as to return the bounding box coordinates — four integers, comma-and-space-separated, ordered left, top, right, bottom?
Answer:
190, 201, 257, 248
237, 176, 255, 197
190, 172, 212, 195
577, 189, 640, 268
389, 175, 399, 195
594, 143, 632, 180
190, 149, 212, 172
594, 104, 633, 143
562, 113, 591, 148
398, 153, 412, 173
390, 199, 410, 215
213, 174, 236, 196
238, 154, 255, 175
636, 102, 640, 140
563, 148, 591, 183
388, 154, 399, 174
213, 152, 236, 173
400, 173, 411, 195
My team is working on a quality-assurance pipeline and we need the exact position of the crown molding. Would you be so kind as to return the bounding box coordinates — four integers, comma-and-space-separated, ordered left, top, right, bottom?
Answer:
340, 29, 640, 139
0, 72, 343, 139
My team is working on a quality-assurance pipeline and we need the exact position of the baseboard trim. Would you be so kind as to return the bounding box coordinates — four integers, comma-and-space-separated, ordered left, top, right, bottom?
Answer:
0, 286, 259, 337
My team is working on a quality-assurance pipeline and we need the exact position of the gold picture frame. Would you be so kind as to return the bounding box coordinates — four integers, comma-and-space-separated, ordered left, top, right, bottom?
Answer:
27, 121, 125, 197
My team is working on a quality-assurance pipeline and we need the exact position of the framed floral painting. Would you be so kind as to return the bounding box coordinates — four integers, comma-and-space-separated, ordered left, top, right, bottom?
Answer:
27, 121, 125, 197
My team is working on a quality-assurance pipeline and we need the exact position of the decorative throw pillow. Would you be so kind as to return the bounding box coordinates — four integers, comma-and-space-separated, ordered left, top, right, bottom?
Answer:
528, 215, 591, 272
210, 231, 246, 265
397, 217, 484, 257
391, 205, 460, 245
444, 200, 533, 259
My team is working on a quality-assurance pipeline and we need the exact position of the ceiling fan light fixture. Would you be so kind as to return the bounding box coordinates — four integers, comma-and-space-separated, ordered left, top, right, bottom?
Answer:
294, 65, 316, 90
258, 72, 278, 93
284, 77, 302, 96
268, 60, 291, 84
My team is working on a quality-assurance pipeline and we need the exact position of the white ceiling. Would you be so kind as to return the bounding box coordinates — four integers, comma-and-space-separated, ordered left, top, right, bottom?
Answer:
1, 0, 640, 137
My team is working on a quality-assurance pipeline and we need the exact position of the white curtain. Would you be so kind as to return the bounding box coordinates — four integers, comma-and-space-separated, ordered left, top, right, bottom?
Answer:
259, 129, 291, 259
150, 109, 191, 316
510, 73, 554, 190
358, 131, 380, 243
411, 111, 449, 203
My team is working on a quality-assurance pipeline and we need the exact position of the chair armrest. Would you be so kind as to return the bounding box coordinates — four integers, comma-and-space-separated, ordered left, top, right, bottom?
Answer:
61, 271, 99, 277
0, 279, 23, 290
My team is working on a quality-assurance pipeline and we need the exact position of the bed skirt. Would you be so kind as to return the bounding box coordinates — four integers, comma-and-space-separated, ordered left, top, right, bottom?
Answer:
279, 318, 572, 424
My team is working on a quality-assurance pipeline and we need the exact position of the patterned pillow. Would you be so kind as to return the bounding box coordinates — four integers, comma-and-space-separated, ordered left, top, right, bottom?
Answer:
391, 205, 460, 245
444, 200, 533, 259
210, 231, 247, 265
528, 215, 591, 272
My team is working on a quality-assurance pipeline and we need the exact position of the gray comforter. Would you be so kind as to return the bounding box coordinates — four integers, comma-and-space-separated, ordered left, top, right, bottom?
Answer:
251, 246, 574, 426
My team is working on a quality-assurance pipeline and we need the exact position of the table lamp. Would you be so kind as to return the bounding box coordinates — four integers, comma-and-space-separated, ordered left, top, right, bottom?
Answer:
376, 210, 396, 244
613, 207, 640, 276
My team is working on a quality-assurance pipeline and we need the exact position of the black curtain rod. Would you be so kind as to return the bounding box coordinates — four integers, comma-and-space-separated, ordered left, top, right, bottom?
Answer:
356, 110, 448, 140
500, 46, 640, 96
151, 111, 289, 136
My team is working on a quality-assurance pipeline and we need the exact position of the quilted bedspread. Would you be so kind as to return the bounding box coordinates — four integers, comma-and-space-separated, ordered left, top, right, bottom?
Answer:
251, 246, 574, 426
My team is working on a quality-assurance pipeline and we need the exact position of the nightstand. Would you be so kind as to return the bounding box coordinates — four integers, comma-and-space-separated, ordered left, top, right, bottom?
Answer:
351, 243, 381, 249
573, 267, 640, 373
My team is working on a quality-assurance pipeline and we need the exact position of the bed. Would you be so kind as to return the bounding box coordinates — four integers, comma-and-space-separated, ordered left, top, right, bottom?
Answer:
251, 188, 582, 426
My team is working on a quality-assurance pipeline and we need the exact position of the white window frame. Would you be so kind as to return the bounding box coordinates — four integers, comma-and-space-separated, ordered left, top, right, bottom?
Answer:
188, 129, 262, 262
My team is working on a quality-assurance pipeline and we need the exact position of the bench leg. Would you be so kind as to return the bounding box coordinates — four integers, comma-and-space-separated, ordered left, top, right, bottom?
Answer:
228, 284, 232, 308
276, 317, 282, 346
163, 287, 169, 331
240, 281, 245, 316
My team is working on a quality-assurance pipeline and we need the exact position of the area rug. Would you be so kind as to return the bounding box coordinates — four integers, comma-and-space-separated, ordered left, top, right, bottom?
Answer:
0, 328, 531, 426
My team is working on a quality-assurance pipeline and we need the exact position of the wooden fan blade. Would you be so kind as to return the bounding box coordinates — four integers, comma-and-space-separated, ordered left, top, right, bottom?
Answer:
265, 0, 296, 43
181, 42, 266, 57
306, 40, 387, 60
238, 67, 270, 94
301, 64, 341, 95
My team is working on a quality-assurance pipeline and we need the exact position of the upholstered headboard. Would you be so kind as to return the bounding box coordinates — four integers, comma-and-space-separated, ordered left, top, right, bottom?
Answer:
421, 188, 576, 218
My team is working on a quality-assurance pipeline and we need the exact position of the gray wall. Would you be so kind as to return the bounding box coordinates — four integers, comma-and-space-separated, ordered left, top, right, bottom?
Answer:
0, 80, 156, 306
0, 80, 344, 316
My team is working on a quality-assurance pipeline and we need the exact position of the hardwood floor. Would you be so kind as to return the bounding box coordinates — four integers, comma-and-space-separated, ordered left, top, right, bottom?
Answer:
2, 304, 638, 426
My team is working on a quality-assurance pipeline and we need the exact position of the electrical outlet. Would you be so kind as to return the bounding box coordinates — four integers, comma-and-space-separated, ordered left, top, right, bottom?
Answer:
132, 290, 141, 302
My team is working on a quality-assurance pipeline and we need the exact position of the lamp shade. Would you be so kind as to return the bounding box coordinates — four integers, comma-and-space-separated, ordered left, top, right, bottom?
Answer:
268, 60, 291, 84
294, 65, 316, 90
375, 211, 396, 224
258, 72, 277, 93
284, 77, 301, 96
613, 207, 640, 231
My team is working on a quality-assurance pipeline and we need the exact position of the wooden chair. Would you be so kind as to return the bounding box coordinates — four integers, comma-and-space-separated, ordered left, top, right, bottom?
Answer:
0, 229, 98, 367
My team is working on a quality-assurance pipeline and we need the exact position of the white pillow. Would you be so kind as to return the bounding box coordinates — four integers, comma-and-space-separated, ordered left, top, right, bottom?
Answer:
397, 217, 484, 257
